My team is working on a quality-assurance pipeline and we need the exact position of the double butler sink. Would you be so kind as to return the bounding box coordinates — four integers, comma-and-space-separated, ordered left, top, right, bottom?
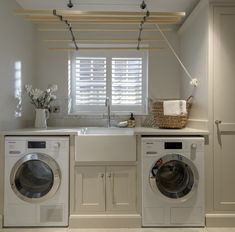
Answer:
76, 127, 136, 162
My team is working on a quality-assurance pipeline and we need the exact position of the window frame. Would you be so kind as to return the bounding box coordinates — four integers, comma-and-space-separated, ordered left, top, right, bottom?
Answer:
68, 49, 148, 116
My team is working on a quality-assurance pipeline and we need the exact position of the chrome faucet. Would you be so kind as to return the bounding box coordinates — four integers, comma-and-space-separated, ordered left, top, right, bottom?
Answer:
105, 97, 111, 127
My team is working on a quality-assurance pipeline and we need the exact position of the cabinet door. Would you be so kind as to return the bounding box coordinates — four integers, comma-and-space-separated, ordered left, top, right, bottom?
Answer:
74, 166, 105, 213
213, 7, 235, 211
106, 166, 136, 212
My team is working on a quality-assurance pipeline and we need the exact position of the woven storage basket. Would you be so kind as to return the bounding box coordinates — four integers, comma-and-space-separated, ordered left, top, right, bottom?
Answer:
151, 97, 192, 129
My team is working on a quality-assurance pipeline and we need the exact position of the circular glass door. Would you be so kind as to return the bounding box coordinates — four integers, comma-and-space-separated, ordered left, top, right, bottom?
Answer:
10, 153, 61, 203
149, 154, 199, 201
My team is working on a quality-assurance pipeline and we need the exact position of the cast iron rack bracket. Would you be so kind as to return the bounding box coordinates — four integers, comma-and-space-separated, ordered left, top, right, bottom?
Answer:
53, 9, 79, 50
137, 0, 150, 50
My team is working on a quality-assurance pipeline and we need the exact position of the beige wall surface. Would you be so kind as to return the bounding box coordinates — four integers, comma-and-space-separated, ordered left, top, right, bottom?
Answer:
0, 0, 36, 131
0, 0, 36, 221
178, 0, 209, 128
178, 0, 212, 214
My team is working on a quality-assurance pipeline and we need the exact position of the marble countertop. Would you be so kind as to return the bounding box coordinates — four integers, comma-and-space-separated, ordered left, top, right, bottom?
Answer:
1, 127, 209, 136
134, 127, 209, 135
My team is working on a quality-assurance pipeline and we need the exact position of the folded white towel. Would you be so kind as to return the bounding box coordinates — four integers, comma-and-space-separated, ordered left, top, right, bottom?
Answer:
163, 100, 187, 116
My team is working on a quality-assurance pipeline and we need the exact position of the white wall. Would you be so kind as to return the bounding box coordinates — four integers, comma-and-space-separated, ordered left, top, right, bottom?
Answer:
0, 0, 36, 223
0, 0, 36, 130
178, 0, 209, 129
35, 28, 181, 126
148, 33, 181, 100
178, 0, 214, 216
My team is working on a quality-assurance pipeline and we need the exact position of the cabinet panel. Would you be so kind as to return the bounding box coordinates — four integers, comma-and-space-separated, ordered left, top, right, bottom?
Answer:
75, 166, 105, 213
213, 7, 235, 211
106, 166, 136, 212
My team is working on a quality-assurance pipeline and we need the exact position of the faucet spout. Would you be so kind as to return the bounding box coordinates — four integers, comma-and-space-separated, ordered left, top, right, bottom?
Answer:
105, 97, 111, 127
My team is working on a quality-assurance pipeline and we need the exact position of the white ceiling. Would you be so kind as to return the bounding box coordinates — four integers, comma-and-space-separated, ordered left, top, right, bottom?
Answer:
16, 0, 200, 16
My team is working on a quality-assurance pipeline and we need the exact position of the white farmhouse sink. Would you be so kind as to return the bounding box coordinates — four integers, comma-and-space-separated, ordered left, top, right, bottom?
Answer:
78, 127, 134, 135
75, 127, 136, 162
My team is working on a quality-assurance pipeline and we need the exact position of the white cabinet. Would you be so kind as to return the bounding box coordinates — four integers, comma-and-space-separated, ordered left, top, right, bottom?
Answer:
75, 166, 105, 212
74, 166, 136, 213
106, 166, 136, 212
213, 6, 235, 211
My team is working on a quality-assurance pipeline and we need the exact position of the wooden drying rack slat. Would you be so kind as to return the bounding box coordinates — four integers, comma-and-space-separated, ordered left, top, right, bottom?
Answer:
16, 9, 185, 25
44, 39, 164, 43
25, 15, 181, 20
26, 16, 181, 21
37, 28, 172, 32
48, 47, 165, 51
27, 21, 180, 25
26, 18, 181, 23
15, 9, 185, 17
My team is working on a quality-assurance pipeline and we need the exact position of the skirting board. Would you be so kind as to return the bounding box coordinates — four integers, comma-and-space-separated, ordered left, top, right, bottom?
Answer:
69, 214, 142, 228
206, 214, 235, 227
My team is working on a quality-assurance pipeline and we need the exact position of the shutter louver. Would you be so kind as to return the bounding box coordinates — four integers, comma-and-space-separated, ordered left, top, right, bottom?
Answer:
112, 58, 143, 105
75, 57, 106, 105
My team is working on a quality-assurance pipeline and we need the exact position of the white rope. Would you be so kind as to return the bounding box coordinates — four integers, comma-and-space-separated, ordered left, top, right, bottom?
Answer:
155, 24, 198, 87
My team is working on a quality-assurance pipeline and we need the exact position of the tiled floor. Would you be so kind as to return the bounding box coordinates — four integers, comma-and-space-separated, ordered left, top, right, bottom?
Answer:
1, 228, 235, 232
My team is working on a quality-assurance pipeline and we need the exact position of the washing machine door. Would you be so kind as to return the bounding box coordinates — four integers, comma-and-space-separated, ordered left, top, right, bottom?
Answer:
10, 153, 61, 203
149, 154, 199, 201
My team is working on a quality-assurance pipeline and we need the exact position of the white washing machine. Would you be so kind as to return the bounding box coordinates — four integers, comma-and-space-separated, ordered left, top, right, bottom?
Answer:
142, 137, 204, 227
4, 136, 69, 227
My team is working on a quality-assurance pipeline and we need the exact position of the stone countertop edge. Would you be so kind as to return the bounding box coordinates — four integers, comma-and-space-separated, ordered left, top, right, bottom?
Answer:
1, 127, 209, 136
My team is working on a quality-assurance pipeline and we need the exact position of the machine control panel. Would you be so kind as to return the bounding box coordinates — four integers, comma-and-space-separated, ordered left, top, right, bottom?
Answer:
142, 137, 204, 157
28, 141, 46, 149
164, 142, 182, 149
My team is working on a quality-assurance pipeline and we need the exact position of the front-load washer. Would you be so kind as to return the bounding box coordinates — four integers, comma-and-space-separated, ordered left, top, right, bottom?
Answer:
141, 137, 204, 227
4, 136, 69, 227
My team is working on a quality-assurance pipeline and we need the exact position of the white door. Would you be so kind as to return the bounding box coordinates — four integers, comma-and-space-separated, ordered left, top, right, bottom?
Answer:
106, 166, 136, 212
74, 166, 105, 212
213, 6, 235, 211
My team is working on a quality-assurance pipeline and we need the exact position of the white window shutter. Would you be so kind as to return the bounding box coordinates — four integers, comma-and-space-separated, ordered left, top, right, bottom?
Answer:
112, 58, 143, 105
69, 50, 148, 115
75, 57, 106, 106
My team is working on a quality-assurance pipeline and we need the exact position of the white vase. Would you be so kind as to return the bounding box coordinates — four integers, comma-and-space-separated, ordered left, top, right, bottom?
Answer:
35, 109, 49, 128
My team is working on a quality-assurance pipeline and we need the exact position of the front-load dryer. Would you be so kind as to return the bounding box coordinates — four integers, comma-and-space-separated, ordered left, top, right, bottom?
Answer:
141, 137, 204, 227
4, 136, 69, 227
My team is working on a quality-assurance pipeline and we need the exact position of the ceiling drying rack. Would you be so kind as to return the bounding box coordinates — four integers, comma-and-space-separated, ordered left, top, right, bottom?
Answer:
15, 5, 198, 86
15, 9, 185, 51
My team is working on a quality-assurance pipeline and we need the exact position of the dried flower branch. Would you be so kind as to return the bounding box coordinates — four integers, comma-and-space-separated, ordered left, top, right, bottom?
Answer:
25, 84, 58, 109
